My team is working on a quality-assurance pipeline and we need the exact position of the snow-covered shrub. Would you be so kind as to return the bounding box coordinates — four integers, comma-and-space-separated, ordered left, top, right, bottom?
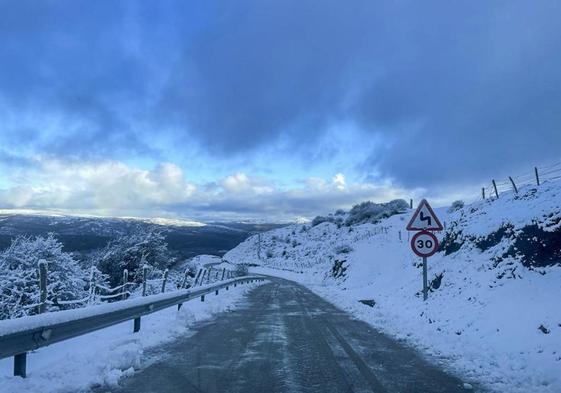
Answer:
311, 214, 344, 227
448, 200, 465, 213
0, 234, 88, 320
95, 227, 175, 287
345, 199, 408, 226
234, 264, 248, 276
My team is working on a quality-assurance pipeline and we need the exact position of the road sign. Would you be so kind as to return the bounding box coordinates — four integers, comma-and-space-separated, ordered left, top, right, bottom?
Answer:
406, 199, 443, 231
410, 230, 439, 257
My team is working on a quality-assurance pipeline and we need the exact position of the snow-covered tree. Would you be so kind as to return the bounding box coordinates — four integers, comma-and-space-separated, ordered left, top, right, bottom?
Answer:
0, 234, 88, 320
95, 227, 174, 286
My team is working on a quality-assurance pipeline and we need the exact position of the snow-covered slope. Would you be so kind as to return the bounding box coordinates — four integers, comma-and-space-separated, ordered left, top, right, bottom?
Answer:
224, 181, 561, 393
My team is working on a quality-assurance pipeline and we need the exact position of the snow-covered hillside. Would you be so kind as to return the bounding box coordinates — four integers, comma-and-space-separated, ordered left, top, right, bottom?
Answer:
224, 181, 561, 393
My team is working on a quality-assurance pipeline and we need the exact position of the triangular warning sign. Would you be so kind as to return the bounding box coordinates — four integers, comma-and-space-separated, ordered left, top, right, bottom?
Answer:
406, 199, 443, 231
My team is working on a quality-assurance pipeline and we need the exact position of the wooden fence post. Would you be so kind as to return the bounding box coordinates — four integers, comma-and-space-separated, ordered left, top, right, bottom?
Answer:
161, 269, 169, 293
482, 187, 485, 200
221, 268, 226, 281
492, 179, 499, 199
38, 261, 48, 314
88, 266, 96, 304
181, 269, 190, 289
508, 176, 518, 194
215, 270, 219, 280
193, 268, 202, 286
122, 269, 128, 301
535, 166, 540, 186
142, 266, 148, 297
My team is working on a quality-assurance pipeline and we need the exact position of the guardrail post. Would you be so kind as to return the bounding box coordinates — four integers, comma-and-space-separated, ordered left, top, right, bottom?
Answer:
14, 353, 26, 378
133, 317, 141, 333
161, 269, 169, 293
215, 289, 219, 295
201, 294, 205, 302
38, 260, 48, 314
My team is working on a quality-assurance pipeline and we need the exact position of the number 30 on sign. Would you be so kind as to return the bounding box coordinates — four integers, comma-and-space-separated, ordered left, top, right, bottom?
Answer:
410, 230, 439, 257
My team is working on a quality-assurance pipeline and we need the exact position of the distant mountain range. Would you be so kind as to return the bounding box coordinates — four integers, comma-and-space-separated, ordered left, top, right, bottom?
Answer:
0, 213, 285, 261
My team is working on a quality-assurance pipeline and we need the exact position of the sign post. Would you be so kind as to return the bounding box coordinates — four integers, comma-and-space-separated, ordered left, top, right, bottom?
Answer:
406, 199, 443, 301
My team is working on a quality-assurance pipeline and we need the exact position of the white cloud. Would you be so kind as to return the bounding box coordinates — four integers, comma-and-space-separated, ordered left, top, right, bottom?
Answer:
0, 158, 196, 214
0, 158, 423, 221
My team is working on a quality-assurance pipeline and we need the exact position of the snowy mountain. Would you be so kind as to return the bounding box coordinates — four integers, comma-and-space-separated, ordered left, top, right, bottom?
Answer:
0, 213, 284, 260
224, 181, 561, 393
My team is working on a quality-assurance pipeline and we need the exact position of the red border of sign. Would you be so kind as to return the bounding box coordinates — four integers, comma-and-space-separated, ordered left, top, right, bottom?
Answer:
411, 230, 439, 257
406, 199, 444, 231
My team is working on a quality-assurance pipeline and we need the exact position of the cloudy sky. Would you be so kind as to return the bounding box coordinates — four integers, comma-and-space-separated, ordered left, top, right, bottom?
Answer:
0, 1, 560, 222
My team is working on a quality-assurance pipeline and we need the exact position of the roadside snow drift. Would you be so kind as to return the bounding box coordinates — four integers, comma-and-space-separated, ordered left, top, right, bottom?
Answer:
225, 181, 561, 393
0, 282, 264, 393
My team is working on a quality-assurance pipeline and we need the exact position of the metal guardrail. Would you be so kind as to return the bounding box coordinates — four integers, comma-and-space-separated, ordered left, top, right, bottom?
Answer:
0, 275, 265, 378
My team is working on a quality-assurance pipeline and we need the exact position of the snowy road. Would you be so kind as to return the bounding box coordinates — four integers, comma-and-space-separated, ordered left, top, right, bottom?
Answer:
111, 279, 475, 393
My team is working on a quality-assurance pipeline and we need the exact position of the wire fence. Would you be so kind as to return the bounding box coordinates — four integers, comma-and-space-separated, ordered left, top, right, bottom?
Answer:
16, 264, 236, 320
455, 160, 561, 202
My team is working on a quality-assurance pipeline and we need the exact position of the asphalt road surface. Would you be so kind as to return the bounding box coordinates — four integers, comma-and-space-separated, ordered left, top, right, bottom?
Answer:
110, 279, 477, 393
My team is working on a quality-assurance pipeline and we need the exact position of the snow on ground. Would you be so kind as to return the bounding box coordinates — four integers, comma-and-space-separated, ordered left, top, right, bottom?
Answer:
0, 281, 265, 393
225, 181, 561, 393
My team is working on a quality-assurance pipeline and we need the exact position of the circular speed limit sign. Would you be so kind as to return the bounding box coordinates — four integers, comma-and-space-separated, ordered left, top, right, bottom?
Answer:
411, 230, 439, 257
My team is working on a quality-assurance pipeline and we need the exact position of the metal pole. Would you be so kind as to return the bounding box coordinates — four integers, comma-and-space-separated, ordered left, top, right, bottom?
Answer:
422, 257, 428, 301
410, 199, 413, 209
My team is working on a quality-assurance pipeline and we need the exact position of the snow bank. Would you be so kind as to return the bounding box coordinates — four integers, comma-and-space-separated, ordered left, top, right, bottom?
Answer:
0, 281, 265, 392
225, 181, 561, 393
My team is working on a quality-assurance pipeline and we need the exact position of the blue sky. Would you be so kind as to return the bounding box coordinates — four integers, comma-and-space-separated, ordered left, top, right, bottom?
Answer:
1, 0, 560, 221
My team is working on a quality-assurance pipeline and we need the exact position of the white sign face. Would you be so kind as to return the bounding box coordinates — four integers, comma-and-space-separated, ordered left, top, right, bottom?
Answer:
411, 230, 439, 257
406, 199, 443, 231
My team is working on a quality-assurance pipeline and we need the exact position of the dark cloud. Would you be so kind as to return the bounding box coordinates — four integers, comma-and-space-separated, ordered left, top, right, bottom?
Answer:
1, 0, 560, 188
159, 0, 561, 186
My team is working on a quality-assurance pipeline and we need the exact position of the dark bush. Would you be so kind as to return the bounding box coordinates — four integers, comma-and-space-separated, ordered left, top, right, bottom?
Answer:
345, 199, 409, 226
